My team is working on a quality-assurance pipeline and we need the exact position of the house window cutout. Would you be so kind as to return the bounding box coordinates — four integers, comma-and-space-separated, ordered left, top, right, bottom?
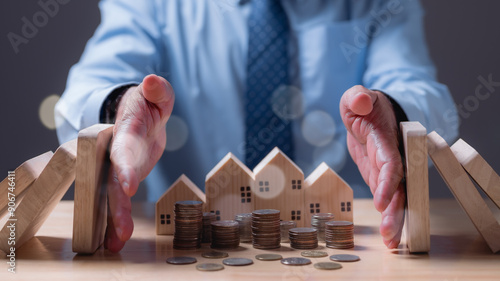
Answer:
160, 214, 171, 225
211, 210, 221, 221
310, 203, 320, 214
347, 201, 351, 212
341, 202, 346, 212
240, 187, 252, 203
259, 181, 270, 192
291, 210, 301, 221
292, 179, 302, 190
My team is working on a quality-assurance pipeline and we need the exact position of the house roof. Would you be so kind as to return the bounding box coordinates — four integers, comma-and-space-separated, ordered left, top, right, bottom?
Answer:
157, 174, 205, 203
304, 162, 351, 191
205, 152, 254, 182
253, 147, 302, 175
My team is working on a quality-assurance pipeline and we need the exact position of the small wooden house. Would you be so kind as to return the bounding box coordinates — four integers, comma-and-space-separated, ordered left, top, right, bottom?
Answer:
304, 162, 353, 226
253, 147, 306, 227
205, 153, 255, 220
155, 174, 206, 235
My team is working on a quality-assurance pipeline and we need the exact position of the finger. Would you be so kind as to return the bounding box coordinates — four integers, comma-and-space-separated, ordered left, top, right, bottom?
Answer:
340, 85, 378, 117
107, 166, 134, 244
104, 213, 126, 253
140, 74, 175, 118
379, 184, 406, 249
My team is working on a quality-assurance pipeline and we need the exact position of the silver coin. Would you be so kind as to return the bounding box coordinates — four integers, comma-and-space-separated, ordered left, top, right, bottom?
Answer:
301, 250, 328, 258
196, 263, 225, 271
201, 251, 229, 259
314, 262, 343, 270
222, 258, 254, 266
255, 254, 283, 261
280, 257, 312, 266
329, 254, 360, 262
166, 256, 197, 265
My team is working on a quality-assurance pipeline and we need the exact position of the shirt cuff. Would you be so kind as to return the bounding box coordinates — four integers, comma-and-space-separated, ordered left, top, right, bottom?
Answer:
81, 82, 139, 130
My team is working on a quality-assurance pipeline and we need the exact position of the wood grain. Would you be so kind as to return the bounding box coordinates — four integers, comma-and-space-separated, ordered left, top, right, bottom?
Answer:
72, 124, 114, 254
253, 148, 305, 226
427, 131, 500, 253
0, 139, 77, 253
205, 153, 254, 221
401, 122, 430, 253
0, 151, 53, 219
451, 138, 500, 209
304, 162, 353, 226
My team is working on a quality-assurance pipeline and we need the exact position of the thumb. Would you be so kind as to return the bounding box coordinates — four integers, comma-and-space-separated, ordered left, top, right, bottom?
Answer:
340, 85, 378, 117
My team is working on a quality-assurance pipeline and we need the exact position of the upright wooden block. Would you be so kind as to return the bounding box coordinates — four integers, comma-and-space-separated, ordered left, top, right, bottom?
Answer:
0, 151, 53, 219
72, 124, 114, 254
304, 162, 353, 226
451, 139, 500, 209
156, 174, 206, 235
253, 147, 305, 226
401, 122, 430, 253
427, 131, 500, 253
205, 153, 255, 221
0, 139, 77, 253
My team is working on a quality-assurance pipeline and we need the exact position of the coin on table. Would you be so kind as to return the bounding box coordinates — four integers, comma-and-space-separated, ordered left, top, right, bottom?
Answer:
166, 256, 197, 265
196, 263, 225, 272
314, 262, 342, 270
255, 254, 283, 261
301, 250, 328, 258
222, 258, 254, 266
329, 254, 360, 262
202, 251, 229, 259
280, 257, 312, 266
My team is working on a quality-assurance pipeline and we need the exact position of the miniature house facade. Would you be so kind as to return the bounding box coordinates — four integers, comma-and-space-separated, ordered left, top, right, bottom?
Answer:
155, 174, 206, 235
304, 162, 353, 226
253, 148, 306, 227
155, 148, 354, 235
205, 153, 255, 221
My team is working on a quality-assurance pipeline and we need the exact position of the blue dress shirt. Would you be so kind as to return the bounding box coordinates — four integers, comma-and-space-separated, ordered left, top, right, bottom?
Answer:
55, 0, 459, 201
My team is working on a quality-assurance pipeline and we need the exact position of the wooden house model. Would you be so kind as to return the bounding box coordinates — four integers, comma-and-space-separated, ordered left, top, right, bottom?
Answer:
155, 174, 206, 235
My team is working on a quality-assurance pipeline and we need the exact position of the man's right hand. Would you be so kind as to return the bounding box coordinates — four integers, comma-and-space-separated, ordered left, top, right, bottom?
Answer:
104, 74, 175, 252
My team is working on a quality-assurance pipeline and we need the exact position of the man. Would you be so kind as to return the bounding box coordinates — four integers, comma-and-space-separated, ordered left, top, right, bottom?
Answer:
56, 0, 458, 252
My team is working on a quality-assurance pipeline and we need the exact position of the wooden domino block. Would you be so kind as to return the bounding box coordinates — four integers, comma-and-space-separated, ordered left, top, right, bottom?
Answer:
0, 151, 53, 219
451, 139, 500, 209
427, 131, 500, 253
401, 122, 430, 253
0, 139, 77, 253
73, 124, 114, 254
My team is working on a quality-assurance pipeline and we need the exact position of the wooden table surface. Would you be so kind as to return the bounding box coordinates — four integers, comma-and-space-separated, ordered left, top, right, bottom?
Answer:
1, 199, 499, 281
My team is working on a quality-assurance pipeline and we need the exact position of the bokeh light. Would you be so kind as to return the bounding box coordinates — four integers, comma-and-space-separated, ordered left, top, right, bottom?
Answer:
253, 164, 285, 200
39, 94, 60, 130
301, 110, 336, 147
271, 85, 304, 121
313, 140, 347, 172
165, 115, 189, 151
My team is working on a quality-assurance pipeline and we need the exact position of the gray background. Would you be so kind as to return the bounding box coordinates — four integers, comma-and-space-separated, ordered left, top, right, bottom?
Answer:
1, 1, 499, 200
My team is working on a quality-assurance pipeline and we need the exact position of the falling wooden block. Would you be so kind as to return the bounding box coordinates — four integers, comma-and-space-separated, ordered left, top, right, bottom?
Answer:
72, 124, 114, 254
206, 153, 255, 221
0, 139, 77, 253
427, 131, 500, 253
253, 147, 305, 226
0, 151, 53, 219
401, 122, 430, 253
304, 162, 353, 226
451, 139, 500, 209
156, 174, 206, 235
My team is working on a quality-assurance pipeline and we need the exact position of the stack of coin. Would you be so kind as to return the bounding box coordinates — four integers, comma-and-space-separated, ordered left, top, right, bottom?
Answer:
235, 213, 252, 243
202, 212, 216, 243
211, 220, 240, 249
251, 209, 281, 249
289, 227, 318, 249
311, 213, 335, 242
280, 221, 297, 243
325, 221, 354, 249
173, 200, 203, 250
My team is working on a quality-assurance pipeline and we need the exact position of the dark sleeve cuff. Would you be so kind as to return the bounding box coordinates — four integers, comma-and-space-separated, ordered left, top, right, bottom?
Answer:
99, 84, 136, 124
